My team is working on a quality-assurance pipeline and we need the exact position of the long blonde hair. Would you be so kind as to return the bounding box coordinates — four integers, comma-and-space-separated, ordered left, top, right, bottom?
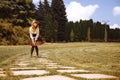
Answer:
31, 19, 39, 32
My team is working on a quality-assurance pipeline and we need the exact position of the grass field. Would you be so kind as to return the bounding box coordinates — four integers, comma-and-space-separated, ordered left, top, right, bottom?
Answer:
0, 42, 120, 79
45, 43, 120, 77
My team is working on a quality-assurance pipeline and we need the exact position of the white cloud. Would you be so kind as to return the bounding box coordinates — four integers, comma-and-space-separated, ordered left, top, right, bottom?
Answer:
33, 0, 51, 6
113, 6, 120, 16
66, 1, 99, 22
110, 24, 120, 29
33, 0, 40, 4
33, 0, 40, 6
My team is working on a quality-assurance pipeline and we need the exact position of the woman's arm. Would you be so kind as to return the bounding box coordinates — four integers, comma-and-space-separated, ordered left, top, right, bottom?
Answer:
35, 27, 39, 41
29, 27, 35, 42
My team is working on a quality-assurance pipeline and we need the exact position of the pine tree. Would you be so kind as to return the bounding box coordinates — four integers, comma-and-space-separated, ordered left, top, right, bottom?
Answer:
36, 1, 45, 21
87, 27, 91, 41
12, 0, 35, 27
0, 0, 15, 19
51, 0, 68, 41
44, 14, 58, 42
44, 0, 51, 16
43, 0, 58, 42
104, 26, 108, 42
70, 29, 74, 42
36, 0, 46, 36
0, 0, 35, 27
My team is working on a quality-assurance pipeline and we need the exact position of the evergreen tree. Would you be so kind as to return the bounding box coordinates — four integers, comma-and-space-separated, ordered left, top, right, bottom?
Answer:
0, 0, 35, 27
44, 14, 58, 42
0, 0, 15, 19
36, 0, 46, 36
36, 0, 45, 21
51, 0, 68, 41
65, 22, 74, 42
43, 0, 54, 38
13, 0, 35, 27
80, 20, 88, 41
104, 27, 107, 42
87, 27, 91, 41
44, 0, 58, 42
104, 24, 109, 42
88, 19, 93, 41
70, 29, 74, 42
44, 0, 51, 16
74, 22, 81, 41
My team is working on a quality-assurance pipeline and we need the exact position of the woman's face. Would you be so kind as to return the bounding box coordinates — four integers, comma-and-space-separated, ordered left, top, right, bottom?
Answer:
33, 22, 38, 27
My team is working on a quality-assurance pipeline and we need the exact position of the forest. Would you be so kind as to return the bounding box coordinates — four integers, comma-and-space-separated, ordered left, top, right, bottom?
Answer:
0, 0, 120, 45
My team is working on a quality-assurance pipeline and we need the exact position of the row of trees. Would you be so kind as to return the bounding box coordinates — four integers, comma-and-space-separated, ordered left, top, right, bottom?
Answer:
0, 0, 120, 45
0, 0, 35, 27
35, 0, 67, 42
36, 0, 120, 42
65, 20, 120, 42
0, 20, 29, 45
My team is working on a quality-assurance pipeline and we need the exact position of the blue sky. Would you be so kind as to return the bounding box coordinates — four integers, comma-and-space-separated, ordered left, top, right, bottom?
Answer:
33, 0, 120, 28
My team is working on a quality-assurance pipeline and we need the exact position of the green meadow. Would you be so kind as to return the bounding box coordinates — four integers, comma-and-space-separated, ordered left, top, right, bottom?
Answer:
0, 42, 120, 79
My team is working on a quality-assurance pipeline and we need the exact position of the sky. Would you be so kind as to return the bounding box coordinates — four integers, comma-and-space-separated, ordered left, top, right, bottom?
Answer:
33, 0, 120, 29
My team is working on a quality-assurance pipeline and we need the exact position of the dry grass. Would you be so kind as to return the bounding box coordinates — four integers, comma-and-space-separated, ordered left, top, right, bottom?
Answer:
44, 43, 120, 77
0, 42, 120, 80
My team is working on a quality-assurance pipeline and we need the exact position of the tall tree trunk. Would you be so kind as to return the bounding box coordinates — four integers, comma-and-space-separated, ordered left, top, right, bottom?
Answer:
104, 27, 108, 42
87, 27, 91, 41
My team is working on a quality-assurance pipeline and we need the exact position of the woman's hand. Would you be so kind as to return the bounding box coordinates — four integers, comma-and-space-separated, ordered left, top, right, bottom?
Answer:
34, 41, 37, 46
32, 41, 36, 46
33, 41, 37, 46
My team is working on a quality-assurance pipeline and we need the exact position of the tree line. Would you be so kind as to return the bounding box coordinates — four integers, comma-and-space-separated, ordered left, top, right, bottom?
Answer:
0, 0, 120, 45
66, 20, 120, 42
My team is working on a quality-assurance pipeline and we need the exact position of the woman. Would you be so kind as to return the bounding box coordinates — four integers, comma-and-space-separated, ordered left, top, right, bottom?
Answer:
29, 19, 41, 57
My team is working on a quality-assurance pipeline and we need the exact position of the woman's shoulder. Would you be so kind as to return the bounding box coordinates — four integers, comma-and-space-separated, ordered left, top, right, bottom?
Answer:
29, 26, 32, 29
36, 26, 39, 30
29, 26, 32, 31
